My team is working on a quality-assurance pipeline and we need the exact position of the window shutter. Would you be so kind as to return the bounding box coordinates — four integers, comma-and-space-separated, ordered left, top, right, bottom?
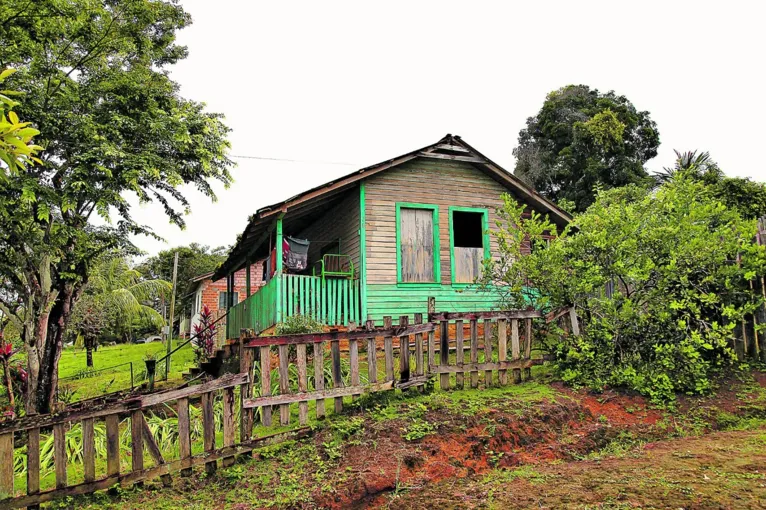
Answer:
400, 208, 435, 282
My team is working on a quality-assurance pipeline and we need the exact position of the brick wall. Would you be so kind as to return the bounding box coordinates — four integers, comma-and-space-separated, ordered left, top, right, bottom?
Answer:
198, 262, 265, 314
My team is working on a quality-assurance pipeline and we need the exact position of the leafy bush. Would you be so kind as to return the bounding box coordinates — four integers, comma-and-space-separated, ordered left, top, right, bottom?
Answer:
274, 314, 325, 335
482, 178, 766, 402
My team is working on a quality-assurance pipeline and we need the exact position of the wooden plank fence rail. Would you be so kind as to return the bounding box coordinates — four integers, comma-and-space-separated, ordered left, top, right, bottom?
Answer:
0, 373, 252, 509
0, 308, 545, 509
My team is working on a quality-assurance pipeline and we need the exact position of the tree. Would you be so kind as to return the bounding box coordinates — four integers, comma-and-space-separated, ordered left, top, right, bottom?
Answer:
0, 68, 42, 174
656, 150, 766, 220
514, 85, 660, 212
481, 178, 766, 402
138, 243, 227, 314
0, 1, 233, 414
71, 256, 170, 367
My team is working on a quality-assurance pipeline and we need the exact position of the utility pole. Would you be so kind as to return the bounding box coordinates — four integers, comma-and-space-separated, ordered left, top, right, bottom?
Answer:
166, 251, 179, 379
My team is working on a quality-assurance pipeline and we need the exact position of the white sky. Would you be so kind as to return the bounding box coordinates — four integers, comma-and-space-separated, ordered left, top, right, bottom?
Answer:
129, 0, 766, 256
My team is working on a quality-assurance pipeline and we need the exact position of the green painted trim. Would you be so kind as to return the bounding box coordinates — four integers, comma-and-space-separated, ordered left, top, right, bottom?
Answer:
395, 202, 441, 284
359, 181, 368, 320
275, 216, 284, 322
448, 206, 490, 286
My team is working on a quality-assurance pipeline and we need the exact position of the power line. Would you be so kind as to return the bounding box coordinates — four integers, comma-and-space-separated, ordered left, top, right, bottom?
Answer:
229, 154, 359, 166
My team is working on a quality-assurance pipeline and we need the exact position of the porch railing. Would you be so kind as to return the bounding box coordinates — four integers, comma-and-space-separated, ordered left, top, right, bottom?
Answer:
226, 274, 362, 338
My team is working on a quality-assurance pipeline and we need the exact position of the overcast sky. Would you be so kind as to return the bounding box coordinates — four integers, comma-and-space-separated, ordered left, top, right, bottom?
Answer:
129, 0, 766, 257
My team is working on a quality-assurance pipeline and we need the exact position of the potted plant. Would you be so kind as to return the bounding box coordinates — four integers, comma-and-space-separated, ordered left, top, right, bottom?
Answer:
144, 352, 158, 390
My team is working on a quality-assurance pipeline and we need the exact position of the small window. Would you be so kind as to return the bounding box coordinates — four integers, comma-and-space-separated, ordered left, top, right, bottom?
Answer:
450, 209, 488, 284
218, 291, 239, 309
397, 204, 439, 283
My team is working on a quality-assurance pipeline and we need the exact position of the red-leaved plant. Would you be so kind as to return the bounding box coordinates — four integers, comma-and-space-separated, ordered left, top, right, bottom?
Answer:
0, 332, 25, 417
193, 304, 217, 359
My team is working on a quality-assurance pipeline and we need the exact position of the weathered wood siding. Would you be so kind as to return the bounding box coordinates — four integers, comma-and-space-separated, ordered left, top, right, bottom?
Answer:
297, 188, 361, 275
365, 158, 509, 285
364, 158, 519, 321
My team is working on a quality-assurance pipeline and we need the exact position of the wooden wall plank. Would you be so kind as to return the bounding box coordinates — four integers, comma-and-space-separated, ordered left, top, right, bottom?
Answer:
497, 319, 508, 385
130, 411, 144, 478
349, 338, 360, 399
313, 342, 326, 419
53, 423, 67, 489
105, 414, 120, 477
383, 316, 394, 381
27, 428, 40, 501
484, 319, 493, 387
82, 418, 95, 483
439, 319, 450, 390
201, 392, 216, 474
297, 343, 309, 425
0, 432, 13, 498
455, 319, 465, 389
260, 345, 272, 427
470, 319, 479, 388
177, 397, 192, 476
331, 339, 343, 413
278, 344, 290, 426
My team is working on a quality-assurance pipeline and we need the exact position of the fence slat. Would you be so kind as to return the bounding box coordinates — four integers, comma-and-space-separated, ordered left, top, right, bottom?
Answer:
350, 338, 360, 399
497, 319, 508, 385
399, 316, 411, 385
525, 318, 533, 380
222, 387, 236, 467
278, 344, 290, 426
105, 414, 120, 477
130, 411, 144, 479
177, 397, 192, 477
331, 339, 343, 413
82, 418, 95, 483
414, 313, 424, 389
367, 336, 378, 384
484, 319, 493, 387
260, 345, 272, 427
297, 343, 309, 425
201, 392, 216, 474
427, 328, 435, 370
239, 340, 254, 442
54, 423, 67, 489
470, 319, 479, 388
511, 318, 520, 360
384, 316, 394, 381
439, 319, 450, 390
455, 319, 465, 389
313, 342, 326, 419
0, 432, 13, 498
27, 427, 40, 502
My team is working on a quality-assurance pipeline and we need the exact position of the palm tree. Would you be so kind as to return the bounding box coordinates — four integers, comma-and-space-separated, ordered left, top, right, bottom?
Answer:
73, 257, 171, 366
654, 150, 720, 185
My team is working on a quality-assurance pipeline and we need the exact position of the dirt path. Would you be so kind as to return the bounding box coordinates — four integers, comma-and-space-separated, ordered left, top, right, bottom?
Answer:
382, 429, 766, 509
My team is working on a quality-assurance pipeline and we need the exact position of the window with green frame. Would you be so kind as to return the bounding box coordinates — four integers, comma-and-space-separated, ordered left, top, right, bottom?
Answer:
449, 206, 489, 284
396, 203, 440, 284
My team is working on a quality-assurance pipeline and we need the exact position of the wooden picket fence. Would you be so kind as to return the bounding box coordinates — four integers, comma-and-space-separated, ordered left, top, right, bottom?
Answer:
0, 308, 546, 509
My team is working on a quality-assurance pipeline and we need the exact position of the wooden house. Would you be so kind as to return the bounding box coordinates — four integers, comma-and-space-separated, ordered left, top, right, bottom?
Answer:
214, 134, 569, 338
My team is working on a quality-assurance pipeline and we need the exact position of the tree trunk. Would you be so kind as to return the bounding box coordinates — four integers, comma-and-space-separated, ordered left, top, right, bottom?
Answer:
36, 285, 76, 414
86, 344, 93, 367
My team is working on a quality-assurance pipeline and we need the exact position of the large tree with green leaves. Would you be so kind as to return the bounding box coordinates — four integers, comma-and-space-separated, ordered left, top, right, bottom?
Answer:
0, 0, 233, 413
514, 85, 660, 211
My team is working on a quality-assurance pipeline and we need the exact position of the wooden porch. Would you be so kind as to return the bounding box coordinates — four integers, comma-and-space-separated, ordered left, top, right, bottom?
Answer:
226, 273, 362, 338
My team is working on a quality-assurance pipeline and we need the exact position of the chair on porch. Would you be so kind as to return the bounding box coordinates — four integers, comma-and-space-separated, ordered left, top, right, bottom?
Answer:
312, 253, 354, 282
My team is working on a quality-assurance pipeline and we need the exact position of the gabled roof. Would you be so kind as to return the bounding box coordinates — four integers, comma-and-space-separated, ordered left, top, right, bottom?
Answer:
213, 134, 571, 280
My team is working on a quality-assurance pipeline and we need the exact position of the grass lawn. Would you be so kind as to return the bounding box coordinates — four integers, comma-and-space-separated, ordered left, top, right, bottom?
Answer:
56, 341, 197, 401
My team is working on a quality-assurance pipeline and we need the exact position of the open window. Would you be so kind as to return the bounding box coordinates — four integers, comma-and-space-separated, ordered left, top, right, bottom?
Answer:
450, 208, 489, 284
397, 204, 439, 283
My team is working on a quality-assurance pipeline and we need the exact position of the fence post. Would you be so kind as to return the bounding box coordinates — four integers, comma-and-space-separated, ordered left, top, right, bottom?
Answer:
399, 316, 410, 386
414, 313, 424, 390
383, 316, 394, 382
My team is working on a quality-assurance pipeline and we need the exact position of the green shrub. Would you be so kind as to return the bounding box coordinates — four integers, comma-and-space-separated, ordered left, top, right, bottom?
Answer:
274, 314, 325, 335
482, 178, 766, 402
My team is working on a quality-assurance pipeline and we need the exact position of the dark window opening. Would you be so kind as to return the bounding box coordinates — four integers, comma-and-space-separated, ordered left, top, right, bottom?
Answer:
218, 291, 239, 309
453, 211, 484, 248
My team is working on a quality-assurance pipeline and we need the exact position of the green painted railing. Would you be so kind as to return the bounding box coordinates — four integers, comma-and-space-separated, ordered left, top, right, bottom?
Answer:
281, 274, 361, 328
227, 274, 361, 339
227, 276, 279, 339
